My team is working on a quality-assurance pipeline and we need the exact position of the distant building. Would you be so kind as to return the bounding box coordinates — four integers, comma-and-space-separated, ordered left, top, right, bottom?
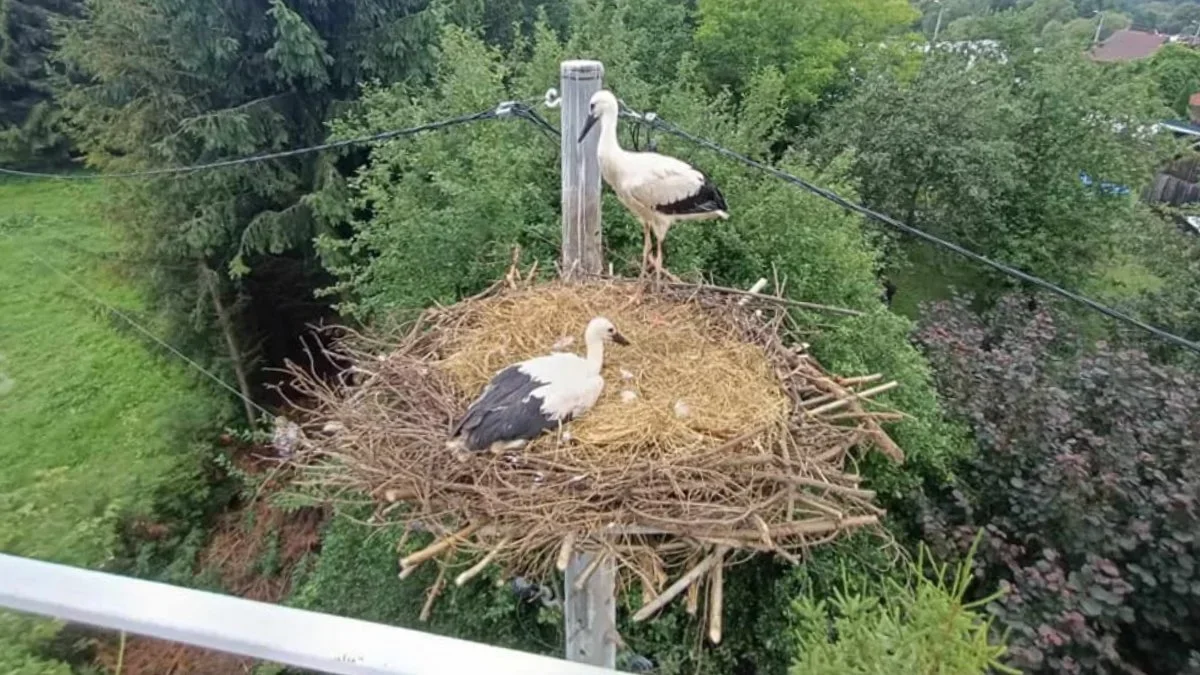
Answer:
1090, 29, 1168, 62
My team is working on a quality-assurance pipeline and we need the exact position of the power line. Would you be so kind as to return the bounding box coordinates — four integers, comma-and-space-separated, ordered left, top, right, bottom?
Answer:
1, 229, 274, 419
0, 103, 529, 181
0, 99, 559, 421
620, 105, 1200, 356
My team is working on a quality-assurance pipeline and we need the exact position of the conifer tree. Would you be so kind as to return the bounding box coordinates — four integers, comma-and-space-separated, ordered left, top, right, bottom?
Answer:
54, 0, 440, 402
0, 0, 80, 165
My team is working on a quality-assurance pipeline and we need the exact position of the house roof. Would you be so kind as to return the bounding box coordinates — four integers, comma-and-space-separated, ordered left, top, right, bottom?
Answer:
1090, 29, 1168, 62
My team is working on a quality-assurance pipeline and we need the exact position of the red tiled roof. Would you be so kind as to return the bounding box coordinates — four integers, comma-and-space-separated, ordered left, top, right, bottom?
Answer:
1090, 29, 1168, 62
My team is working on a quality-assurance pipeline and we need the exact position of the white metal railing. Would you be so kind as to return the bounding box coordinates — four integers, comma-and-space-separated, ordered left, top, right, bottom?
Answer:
0, 553, 613, 675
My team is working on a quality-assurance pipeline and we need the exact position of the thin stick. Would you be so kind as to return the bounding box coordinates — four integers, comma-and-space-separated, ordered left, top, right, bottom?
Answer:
632, 547, 726, 622
685, 580, 700, 616
666, 281, 864, 316
806, 381, 899, 416
708, 555, 725, 644
790, 476, 877, 500
796, 495, 845, 519
827, 411, 907, 422
836, 373, 883, 387
556, 533, 576, 572
737, 278, 769, 306
800, 393, 837, 409
455, 536, 511, 587
395, 523, 412, 553
400, 521, 485, 571
116, 631, 127, 675
583, 272, 864, 316
420, 563, 447, 622
762, 515, 878, 538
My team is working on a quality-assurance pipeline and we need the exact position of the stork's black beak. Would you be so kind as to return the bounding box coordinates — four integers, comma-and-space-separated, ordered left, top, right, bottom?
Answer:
612, 332, 630, 346
578, 113, 599, 143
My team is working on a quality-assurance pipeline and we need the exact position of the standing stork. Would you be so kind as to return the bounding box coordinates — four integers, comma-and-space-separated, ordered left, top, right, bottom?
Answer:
445, 317, 630, 456
577, 90, 729, 282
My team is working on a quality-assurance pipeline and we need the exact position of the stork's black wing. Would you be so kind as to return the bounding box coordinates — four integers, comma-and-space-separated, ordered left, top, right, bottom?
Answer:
450, 365, 562, 451
654, 172, 727, 216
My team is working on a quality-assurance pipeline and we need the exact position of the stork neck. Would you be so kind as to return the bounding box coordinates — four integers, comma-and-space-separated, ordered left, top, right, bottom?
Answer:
597, 110, 623, 158
584, 335, 605, 374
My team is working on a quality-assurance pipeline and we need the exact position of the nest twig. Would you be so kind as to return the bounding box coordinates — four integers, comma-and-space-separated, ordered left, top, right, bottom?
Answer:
282, 275, 905, 627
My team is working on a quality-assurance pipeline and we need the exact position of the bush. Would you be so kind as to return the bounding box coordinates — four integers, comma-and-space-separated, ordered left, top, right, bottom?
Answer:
916, 294, 1200, 674
789, 539, 1014, 675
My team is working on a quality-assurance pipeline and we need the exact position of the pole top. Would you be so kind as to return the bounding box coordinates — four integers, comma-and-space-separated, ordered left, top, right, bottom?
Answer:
561, 60, 605, 79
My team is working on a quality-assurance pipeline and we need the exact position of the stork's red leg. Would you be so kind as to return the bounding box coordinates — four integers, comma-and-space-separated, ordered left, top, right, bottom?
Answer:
640, 223, 652, 279
655, 237, 664, 287
653, 236, 681, 284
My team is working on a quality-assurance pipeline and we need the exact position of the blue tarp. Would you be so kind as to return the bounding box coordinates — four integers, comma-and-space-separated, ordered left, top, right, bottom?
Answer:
1079, 171, 1131, 196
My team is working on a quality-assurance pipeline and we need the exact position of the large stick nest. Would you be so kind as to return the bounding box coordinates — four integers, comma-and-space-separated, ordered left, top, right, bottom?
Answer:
284, 274, 905, 631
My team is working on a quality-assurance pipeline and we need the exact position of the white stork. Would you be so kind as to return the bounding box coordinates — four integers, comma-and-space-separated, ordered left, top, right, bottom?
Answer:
445, 317, 630, 455
578, 90, 729, 282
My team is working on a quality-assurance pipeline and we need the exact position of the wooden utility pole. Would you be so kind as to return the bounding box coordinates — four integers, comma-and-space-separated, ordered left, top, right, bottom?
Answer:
559, 59, 616, 670
560, 60, 606, 280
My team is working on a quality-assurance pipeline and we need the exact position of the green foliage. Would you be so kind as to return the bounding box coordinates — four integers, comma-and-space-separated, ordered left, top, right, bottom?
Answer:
266, 0, 334, 90
1108, 0, 1200, 34
695, 0, 918, 111
0, 0, 79, 166
1135, 235, 1200, 365
916, 295, 1200, 674
290, 511, 931, 674
53, 0, 442, 397
0, 177, 227, 668
821, 44, 1167, 293
0, 613, 71, 675
615, 532, 907, 674
1146, 44, 1200, 119
789, 540, 1014, 674
317, 24, 560, 320
288, 512, 561, 654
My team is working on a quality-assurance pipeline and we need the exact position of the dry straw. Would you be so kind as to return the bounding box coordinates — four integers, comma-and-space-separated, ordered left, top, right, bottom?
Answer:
284, 272, 906, 638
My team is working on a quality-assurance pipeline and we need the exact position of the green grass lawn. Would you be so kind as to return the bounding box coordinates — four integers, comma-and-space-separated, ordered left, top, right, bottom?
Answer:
0, 177, 224, 671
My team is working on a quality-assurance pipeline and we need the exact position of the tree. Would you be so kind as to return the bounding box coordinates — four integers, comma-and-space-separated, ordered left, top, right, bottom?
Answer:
1115, 203, 1200, 367
0, 0, 80, 166
54, 0, 441, 400
694, 0, 918, 113
1146, 43, 1200, 119
819, 43, 1166, 292
916, 294, 1200, 674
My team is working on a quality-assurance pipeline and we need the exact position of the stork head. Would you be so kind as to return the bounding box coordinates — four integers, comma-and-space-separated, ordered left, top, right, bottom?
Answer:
585, 316, 630, 346
578, 90, 620, 143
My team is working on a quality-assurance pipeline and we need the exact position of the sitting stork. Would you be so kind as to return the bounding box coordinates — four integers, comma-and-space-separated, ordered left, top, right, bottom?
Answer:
578, 90, 729, 282
445, 317, 630, 456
